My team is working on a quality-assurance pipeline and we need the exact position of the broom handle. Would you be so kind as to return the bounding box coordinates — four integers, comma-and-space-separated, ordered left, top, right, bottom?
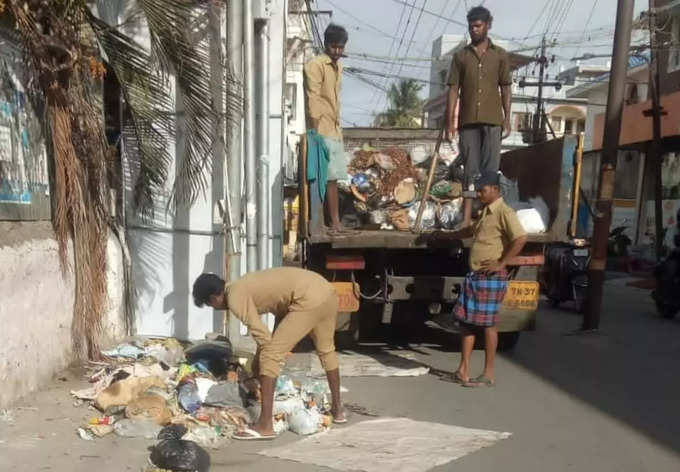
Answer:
412, 125, 447, 232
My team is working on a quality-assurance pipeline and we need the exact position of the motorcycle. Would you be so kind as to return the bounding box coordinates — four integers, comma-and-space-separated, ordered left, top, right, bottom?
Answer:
652, 209, 680, 319
545, 242, 590, 313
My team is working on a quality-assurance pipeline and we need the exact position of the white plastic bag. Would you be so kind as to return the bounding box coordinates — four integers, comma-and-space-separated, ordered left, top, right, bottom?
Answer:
273, 396, 305, 417
528, 197, 550, 230
288, 407, 322, 435
517, 208, 547, 233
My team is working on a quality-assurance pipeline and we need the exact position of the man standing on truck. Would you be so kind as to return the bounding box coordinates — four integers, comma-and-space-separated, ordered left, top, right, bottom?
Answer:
445, 171, 527, 387
192, 267, 346, 440
304, 24, 350, 234
445, 6, 512, 227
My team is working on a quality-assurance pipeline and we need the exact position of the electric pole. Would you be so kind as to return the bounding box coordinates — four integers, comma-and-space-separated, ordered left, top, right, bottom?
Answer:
519, 36, 562, 143
583, 0, 635, 331
647, 0, 665, 261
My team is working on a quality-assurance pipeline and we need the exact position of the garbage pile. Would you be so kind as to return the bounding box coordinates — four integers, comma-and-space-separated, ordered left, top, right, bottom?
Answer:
345, 142, 464, 231
70, 337, 333, 455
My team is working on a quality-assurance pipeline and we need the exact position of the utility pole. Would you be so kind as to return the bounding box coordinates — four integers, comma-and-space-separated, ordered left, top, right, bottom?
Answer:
519, 37, 562, 143
647, 0, 665, 261
583, 0, 635, 331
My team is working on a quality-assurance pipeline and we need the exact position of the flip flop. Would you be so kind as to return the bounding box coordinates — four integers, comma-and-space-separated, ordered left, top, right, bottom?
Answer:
438, 370, 468, 384
232, 427, 277, 441
462, 375, 495, 388
333, 417, 348, 424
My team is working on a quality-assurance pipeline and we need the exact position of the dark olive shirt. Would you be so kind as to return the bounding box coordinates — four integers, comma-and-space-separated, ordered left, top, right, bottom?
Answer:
447, 39, 512, 128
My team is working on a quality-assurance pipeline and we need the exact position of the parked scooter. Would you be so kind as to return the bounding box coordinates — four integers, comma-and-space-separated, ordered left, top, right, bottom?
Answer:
545, 242, 590, 313
652, 209, 680, 319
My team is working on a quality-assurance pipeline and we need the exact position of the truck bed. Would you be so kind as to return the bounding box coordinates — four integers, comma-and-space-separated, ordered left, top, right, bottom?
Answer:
310, 229, 552, 249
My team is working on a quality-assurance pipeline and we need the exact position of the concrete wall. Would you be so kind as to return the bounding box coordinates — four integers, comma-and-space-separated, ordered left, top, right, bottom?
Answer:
0, 223, 126, 407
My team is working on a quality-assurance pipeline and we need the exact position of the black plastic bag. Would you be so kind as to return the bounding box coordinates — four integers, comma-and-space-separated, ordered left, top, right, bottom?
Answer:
150, 424, 211, 472
185, 340, 233, 378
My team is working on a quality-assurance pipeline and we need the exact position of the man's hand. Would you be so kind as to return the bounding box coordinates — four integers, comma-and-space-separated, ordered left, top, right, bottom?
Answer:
502, 118, 512, 140
480, 259, 506, 274
446, 123, 458, 142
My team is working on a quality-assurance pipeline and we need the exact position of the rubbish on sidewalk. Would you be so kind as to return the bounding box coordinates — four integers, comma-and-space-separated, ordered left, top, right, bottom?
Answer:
150, 424, 211, 472
87, 424, 115, 437
288, 406, 323, 435
185, 341, 233, 378
203, 382, 247, 408
77, 427, 95, 441
273, 396, 305, 417
114, 418, 162, 439
95, 376, 165, 411
144, 338, 186, 365
195, 378, 217, 403
195, 406, 251, 428
183, 425, 230, 450
101, 343, 146, 359
275, 375, 297, 398
125, 394, 172, 425
177, 382, 202, 414
88, 415, 115, 425
259, 418, 511, 472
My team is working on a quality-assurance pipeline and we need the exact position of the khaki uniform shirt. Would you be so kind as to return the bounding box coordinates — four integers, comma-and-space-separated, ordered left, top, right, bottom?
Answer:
304, 54, 343, 139
470, 197, 526, 271
225, 267, 336, 347
447, 39, 512, 127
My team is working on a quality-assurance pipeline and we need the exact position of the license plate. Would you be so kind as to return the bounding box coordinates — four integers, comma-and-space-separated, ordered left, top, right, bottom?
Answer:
332, 282, 360, 313
573, 248, 589, 257
502, 281, 539, 311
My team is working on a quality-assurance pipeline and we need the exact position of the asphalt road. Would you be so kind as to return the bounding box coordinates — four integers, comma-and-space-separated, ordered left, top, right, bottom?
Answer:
1, 278, 679, 471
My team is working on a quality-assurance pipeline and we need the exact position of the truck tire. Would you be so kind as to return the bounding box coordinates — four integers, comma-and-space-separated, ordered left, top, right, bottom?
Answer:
656, 301, 678, 320
498, 332, 520, 351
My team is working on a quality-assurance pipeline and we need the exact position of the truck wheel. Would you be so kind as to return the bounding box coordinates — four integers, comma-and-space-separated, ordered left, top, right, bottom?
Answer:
656, 301, 679, 320
498, 332, 520, 351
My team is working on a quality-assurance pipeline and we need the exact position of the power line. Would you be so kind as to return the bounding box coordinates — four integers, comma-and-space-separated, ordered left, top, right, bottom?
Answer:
396, 0, 429, 79
573, 0, 601, 58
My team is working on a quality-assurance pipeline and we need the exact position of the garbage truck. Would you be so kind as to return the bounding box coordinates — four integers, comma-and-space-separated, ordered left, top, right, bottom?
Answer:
297, 128, 582, 349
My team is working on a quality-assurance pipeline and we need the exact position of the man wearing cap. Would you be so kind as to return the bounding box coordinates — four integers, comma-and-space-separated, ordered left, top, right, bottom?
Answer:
192, 267, 346, 440
445, 171, 526, 387
445, 5, 512, 226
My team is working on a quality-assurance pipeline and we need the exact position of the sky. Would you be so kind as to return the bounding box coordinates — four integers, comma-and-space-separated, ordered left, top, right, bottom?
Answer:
311, 0, 650, 126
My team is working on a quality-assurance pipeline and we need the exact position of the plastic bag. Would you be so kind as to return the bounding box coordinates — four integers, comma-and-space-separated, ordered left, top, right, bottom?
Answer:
183, 426, 229, 450
369, 210, 388, 225
185, 341, 233, 378
430, 180, 453, 199
408, 201, 437, 230
273, 417, 290, 435
438, 198, 464, 229
178, 383, 202, 414
114, 418, 162, 439
273, 396, 306, 417
204, 381, 247, 408
439, 140, 459, 164
144, 340, 185, 365
300, 380, 331, 407
517, 208, 547, 233
150, 425, 211, 472
288, 407, 323, 435
529, 196, 550, 229
275, 375, 297, 398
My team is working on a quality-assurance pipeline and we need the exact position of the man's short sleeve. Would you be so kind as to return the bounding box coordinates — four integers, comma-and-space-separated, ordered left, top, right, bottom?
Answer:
501, 205, 527, 242
498, 50, 512, 86
447, 51, 462, 87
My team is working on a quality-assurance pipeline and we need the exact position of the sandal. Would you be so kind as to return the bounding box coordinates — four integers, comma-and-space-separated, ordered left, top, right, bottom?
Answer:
440, 370, 468, 384
462, 375, 495, 388
233, 426, 277, 441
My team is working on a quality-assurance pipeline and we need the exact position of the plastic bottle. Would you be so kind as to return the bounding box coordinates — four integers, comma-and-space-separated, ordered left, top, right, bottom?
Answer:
113, 419, 161, 439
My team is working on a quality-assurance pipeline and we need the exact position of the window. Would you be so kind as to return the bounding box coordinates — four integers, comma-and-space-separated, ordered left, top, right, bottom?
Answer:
577, 119, 586, 133
669, 15, 680, 73
564, 119, 574, 135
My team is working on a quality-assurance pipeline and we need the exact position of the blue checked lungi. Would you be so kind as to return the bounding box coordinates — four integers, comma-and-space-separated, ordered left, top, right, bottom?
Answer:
453, 270, 508, 327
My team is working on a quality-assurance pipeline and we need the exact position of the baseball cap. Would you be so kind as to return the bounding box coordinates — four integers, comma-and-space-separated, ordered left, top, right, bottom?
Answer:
474, 171, 501, 190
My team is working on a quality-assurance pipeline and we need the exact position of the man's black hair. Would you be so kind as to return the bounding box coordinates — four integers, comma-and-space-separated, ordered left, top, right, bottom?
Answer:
192, 273, 225, 307
324, 23, 348, 46
467, 6, 492, 24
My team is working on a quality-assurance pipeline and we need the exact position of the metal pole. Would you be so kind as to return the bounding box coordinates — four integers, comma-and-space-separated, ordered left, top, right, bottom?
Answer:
226, 0, 243, 285
244, 0, 258, 272
532, 37, 547, 143
649, 0, 664, 261
583, 0, 635, 331
255, 19, 270, 270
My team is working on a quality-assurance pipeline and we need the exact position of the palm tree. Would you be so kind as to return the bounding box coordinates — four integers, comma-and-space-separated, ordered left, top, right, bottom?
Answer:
375, 79, 424, 128
1, 0, 237, 359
